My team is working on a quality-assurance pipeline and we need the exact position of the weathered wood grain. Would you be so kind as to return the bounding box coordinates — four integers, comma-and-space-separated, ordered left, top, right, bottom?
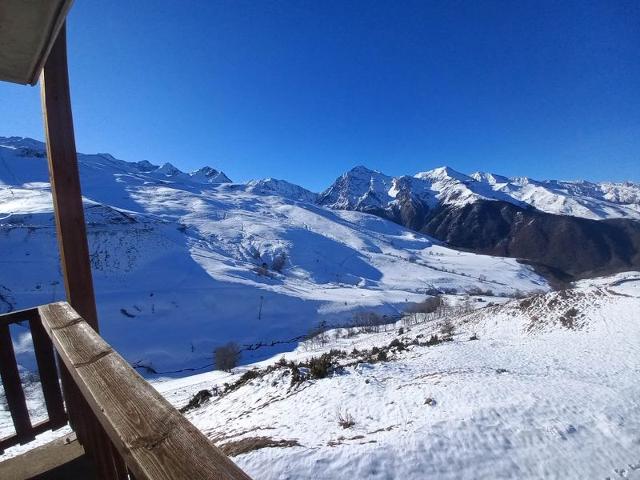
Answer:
29, 313, 67, 429
40, 302, 252, 480
38, 303, 127, 479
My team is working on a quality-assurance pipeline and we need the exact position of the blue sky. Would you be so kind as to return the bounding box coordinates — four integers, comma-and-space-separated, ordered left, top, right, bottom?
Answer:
0, 0, 638, 191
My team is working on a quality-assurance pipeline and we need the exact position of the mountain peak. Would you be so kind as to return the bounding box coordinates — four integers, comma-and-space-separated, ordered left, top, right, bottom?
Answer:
471, 172, 510, 185
346, 165, 382, 176
155, 162, 182, 176
191, 166, 232, 184
414, 166, 469, 182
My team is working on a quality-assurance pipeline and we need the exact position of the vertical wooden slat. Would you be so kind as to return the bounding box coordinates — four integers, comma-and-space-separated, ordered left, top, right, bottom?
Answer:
57, 362, 128, 479
28, 312, 66, 429
40, 23, 99, 333
0, 324, 34, 445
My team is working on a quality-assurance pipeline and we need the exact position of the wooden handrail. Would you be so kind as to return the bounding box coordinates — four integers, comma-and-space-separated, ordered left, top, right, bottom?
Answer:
38, 302, 251, 480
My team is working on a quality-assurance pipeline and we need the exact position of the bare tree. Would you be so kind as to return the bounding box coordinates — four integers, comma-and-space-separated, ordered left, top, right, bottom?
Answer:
214, 342, 241, 372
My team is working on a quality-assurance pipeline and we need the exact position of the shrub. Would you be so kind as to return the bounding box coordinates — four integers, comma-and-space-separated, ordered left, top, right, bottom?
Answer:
426, 334, 440, 346
388, 338, 405, 352
289, 362, 305, 386
559, 307, 579, 329
440, 320, 455, 338
215, 342, 241, 372
238, 369, 260, 384
377, 350, 388, 362
180, 389, 212, 413
309, 354, 333, 379
306, 320, 329, 348
337, 410, 355, 429
469, 333, 479, 341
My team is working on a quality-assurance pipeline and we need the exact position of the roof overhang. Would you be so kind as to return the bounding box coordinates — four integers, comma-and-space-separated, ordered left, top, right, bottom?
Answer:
0, 0, 74, 86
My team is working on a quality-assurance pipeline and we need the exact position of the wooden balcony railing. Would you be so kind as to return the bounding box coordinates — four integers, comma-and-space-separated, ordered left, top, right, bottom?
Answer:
0, 307, 67, 452
0, 302, 251, 479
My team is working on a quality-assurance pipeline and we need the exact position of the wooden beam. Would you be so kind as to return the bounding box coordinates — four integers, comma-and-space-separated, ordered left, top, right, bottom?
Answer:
40, 23, 99, 332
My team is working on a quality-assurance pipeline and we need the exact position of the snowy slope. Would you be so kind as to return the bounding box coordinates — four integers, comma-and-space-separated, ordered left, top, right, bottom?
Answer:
0, 137, 548, 372
146, 272, 640, 480
319, 165, 640, 220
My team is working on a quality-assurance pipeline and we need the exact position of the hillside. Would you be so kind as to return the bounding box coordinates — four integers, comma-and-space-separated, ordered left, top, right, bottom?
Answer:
150, 272, 640, 480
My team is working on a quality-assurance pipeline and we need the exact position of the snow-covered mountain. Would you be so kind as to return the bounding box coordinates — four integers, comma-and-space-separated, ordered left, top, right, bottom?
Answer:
319, 165, 640, 282
0, 137, 548, 372
245, 178, 318, 203
471, 171, 640, 220
319, 165, 640, 220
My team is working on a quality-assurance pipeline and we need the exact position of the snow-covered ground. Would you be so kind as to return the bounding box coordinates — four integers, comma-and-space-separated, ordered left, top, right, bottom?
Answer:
141, 272, 639, 480
3, 273, 638, 478
0, 137, 548, 371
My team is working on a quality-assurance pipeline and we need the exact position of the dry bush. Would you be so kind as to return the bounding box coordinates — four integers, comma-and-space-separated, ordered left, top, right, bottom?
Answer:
440, 319, 455, 338
337, 409, 355, 429
308, 354, 333, 379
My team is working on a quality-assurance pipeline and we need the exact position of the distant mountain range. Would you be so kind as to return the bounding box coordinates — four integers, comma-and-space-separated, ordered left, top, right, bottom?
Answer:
1, 135, 639, 368
318, 165, 640, 284
319, 165, 640, 220
0, 136, 548, 371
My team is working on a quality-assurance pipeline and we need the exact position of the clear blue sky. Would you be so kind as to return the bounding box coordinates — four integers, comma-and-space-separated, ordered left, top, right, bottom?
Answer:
0, 0, 638, 191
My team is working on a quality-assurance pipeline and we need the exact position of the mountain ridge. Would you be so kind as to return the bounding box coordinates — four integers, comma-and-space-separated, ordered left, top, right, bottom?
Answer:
0, 136, 549, 371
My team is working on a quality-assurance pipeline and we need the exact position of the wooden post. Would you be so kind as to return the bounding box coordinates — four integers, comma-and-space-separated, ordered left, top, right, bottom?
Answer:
39, 24, 128, 479
39, 24, 99, 333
